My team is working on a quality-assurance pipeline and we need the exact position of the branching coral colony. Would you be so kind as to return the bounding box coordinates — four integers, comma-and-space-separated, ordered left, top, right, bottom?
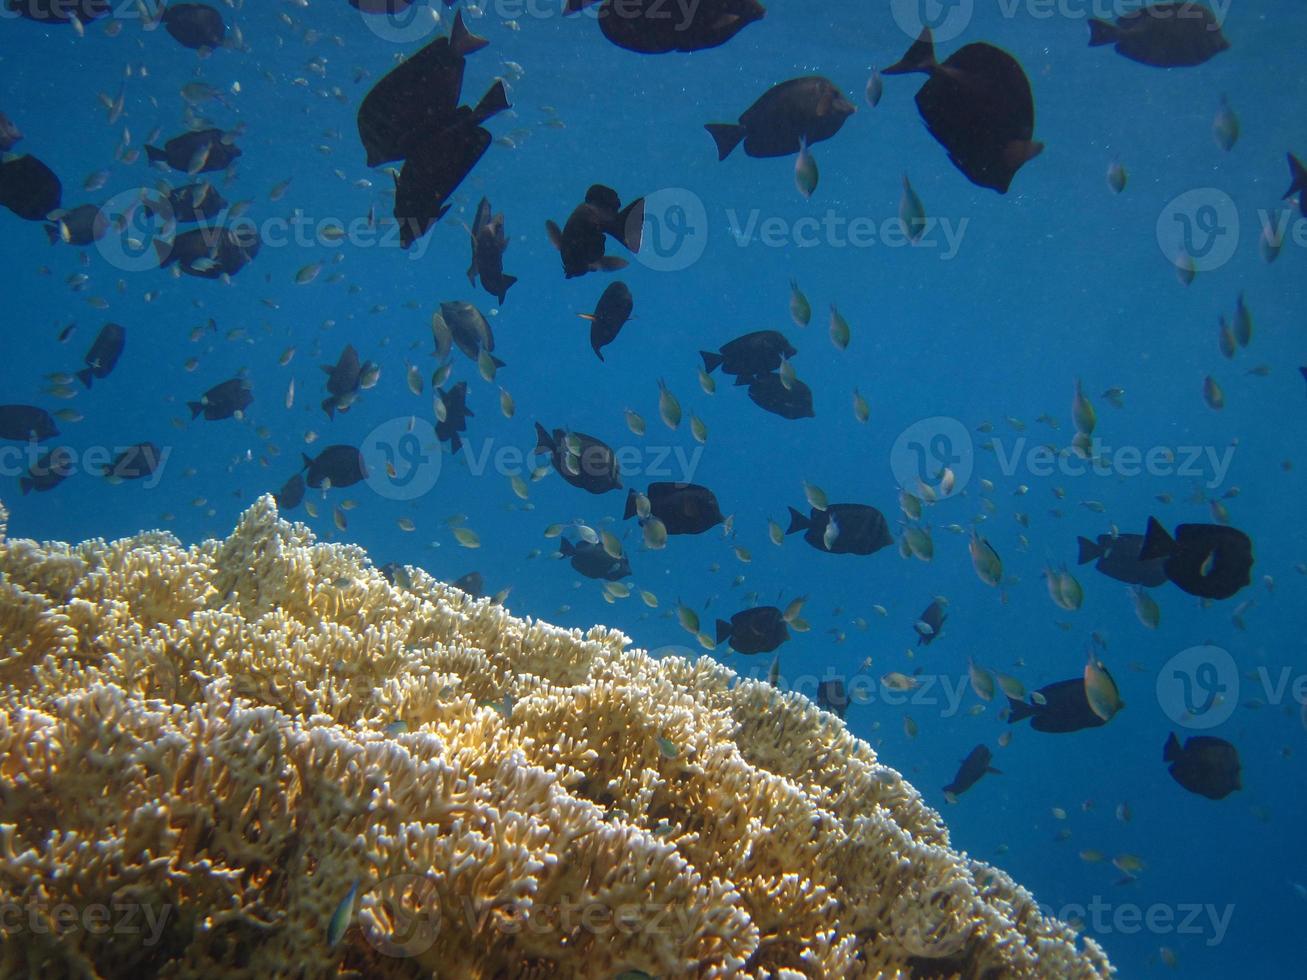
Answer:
0, 496, 1112, 979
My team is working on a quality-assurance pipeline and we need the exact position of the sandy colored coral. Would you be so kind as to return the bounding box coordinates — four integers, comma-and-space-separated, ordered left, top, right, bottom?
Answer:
0, 496, 1113, 979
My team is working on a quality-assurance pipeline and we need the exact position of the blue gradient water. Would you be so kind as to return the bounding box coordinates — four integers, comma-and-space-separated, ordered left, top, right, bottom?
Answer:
1, 1, 1303, 975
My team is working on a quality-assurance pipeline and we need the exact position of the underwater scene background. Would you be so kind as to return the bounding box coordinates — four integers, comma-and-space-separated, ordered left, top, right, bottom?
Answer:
0, 0, 1304, 976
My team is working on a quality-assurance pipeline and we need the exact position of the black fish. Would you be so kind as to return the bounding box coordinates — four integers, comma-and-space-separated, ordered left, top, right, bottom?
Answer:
706, 76, 854, 160
580, 281, 634, 361
786, 504, 892, 555
302, 445, 367, 489
357, 10, 488, 167
350, 0, 416, 11
1077, 532, 1168, 587
188, 377, 252, 421
560, 538, 631, 581
20, 446, 73, 495
566, 0, 764, 54
1163, 732, 1241, 800
321, 344, 362, 419
884, 29, 1043, 193
393, 81, 509, 248
154, 222, 260, 279
816, 678, 848, 719
1088, 2, 1230, 68
534, 423, 622, 494
0, 405, 58, 442
1284, 153, 1307, 219
915, 597, 947, 645
102, 442, 162, 482
546, 184, 644, 279
1141, 517, 1253, 600
161, 3, 227, 50
145, 128, 241, 174
0, 154, 61, 221
747, 374, 813, 419
152, 182, 226, 223
701, 331, 797, 384
0, 112, 22, 152
274, 472, 305, 510
5, 0, 110, 22
44, 203, 107, 246
943, 744, 1000, 798
77, 322, 125, 388
466, 198, 516, 305
1006, 678, 1107, 734
436, 382, 473, 454
716, 606, 788, 654
452, 571, 485, 598
625, 482, 724, 535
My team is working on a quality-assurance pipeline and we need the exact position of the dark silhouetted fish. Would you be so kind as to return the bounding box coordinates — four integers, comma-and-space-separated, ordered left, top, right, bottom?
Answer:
302, 445, 367, 489
145, 128, 241, 174
436, 381, 473, 454
534, 423, 622, 494
560, 537, 631, 581
0, 154, 61, 220
1284, 153, 1307, 218
321, 344, 362, 419
357, 10, 488, 167
1088, 2, 1230, 68
884, 29, 1043, 193
393, 80, 509, 248
546, 184, 644, 279
188, 377, 252, 421
747, 374, 813, 419
625, 482, 724, 535
20, 446, 73, 495
349, 0, 416, 13
466, 197, 516, 305
1141, 517, 1252, 600
154, 222, 260, 279
77, 322, 125, 388
274, 472, 305, 510
5, 0, 110, 23
817, 678, 848, 719
0, 405, 58, 442
566, 0, 764, 54
1007, 678, 1107, 734
706, 76, 854, 160
0, 112, 21, 152
1077, 532, 1168, 587
786, 503, 892, 555
915, 597, 947, 645
150, 182, 226, 223
580, 281, 633, 361
701, 331, 797, 384
716, 606, 788, 654
44, 203, 107, 246
101, 442, 162, 482
943, 744, 1000, 798
161, 3, 227, 50
452, 571, 485, 597
1164, 732, 1241, 799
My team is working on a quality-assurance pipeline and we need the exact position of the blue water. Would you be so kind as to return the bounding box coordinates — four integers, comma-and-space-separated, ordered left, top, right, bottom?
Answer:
2, 1, 1304, 975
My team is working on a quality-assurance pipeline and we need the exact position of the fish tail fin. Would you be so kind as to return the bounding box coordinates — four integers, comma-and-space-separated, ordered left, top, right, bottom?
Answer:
152, 238, 172, 266
591, 337, 605, 362
472, 79, 510, 126
1005, 697, 1035, 724
449, 432, 462, 455
496, 276, 516, 304
533, 422, 554, 455
301, 454, 313, 471
986, 766, 1003, 776
1077, 536, 1103, 565
1163, 731, 1182, 762
1285, 153, 1307, 201
785, 506, 810, 535
76, 368, 94, 389
187, 401, 203, 419
704, 123, 746, 161
622, 489, 639, 521
612, 196, 645, 253
700, 350, 723, 374
715, 619, 732, 646
544, 219, 563, 251
1087, 18, 1118, 47
449, 9, 489, 56
1140, 517, 1174, 561
883, 28, 938, 75
43, 223, 59, 246
19, 478, 31, 496
145, 144, 167, 164
321, 397, 337, 420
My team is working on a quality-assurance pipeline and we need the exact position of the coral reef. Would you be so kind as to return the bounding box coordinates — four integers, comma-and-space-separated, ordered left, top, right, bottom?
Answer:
0, 496, 1113, 978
